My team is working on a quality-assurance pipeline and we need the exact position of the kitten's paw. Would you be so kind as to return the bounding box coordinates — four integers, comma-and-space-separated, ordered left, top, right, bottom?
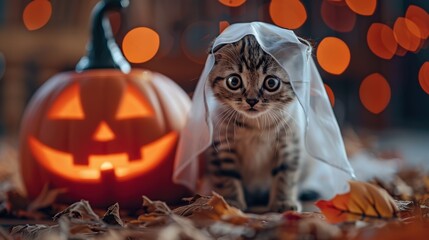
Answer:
269, 200, 301, 213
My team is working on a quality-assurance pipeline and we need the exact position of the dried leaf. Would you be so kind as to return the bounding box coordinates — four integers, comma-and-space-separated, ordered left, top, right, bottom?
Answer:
141, 196, 171, 215
371, 176, 413, 200
53, 200, 99, 222
192, 192, 248, 224
10, 224, 57, 240
28, 184, 67, 212
157, 215, 211, 240
102, 203, 123, 226
132, 196, 172, 226
315, 181, 399, 223
173, 194, 211, 217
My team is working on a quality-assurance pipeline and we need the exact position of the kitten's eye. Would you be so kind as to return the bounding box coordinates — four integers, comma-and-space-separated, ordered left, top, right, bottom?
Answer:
226, 75, 242, 90
264, 77, 280, 92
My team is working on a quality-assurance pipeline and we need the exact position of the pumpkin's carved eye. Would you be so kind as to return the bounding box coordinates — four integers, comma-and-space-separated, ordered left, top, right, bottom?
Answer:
115, 87, 153, 119
48, 84, 85, 119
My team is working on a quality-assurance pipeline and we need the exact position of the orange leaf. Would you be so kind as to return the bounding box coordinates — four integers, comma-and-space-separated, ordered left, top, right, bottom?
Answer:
315, 181, 398, 223
192, 192, 248, 224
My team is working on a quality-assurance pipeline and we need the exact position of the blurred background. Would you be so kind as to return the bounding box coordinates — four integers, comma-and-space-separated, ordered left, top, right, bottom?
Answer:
0, 0, 428, 164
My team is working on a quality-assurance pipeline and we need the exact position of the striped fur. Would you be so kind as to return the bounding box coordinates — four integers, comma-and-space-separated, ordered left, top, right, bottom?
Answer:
206, 35, 303, 212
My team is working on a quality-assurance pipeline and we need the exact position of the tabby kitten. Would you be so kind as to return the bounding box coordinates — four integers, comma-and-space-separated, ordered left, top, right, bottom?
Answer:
205, 35, 306, 212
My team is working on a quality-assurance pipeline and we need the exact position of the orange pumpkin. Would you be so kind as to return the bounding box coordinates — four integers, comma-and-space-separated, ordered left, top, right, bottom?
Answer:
19, 0, 191, 208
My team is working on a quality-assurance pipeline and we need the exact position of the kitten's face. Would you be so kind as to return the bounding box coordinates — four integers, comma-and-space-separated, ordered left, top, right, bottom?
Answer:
208, 35, 295, 119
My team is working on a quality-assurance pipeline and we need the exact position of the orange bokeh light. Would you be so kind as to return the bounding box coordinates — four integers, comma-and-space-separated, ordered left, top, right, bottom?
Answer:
317, 37, 351, 75
419, 62, 429, 94
219, 21, 230, 33
218, 0, 246, 7
405, 5, 429, 40
321, 0, 356, 33
345, 0, 377, 16
269, 0, 307, 30
367, 23, 398, 60
359, 73, 391, 114
393, 17, 422, 52
324, 84, 335, 107
23, 0, 52, 31
122, 27, 160, 63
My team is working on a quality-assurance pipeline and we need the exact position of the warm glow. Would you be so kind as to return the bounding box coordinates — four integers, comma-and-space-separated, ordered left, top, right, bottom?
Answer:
29, 136, 100, 181
324, 84, 335, 107
23, 0, 52, 31
367, 23, 398, 60
100, 162, 113, 170
116, 87, 153, 119
48, 84, 85, 120
219, 21, 230, 33
28, 132, 178, 182
269, 0, 307, 30
122, 27, 160, 63
345, 0, 377, 16
393, 17, 422, 52
359, 73, 391, 114
317, 37, 351, 75
419, 62, 429, 94
405, 5, 429, 40
321, 0, 356, 33
93, 121, 115, 142
218, 0, 246, 7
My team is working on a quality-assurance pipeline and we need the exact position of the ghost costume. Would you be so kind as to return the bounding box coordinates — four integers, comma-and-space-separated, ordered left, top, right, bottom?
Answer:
173, 22, 355, 199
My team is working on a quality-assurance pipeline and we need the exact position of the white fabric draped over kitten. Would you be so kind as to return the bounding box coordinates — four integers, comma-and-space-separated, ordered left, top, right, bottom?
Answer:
174, 22, 355, 198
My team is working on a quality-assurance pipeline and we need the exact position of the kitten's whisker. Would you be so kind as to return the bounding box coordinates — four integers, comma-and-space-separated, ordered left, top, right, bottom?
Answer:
213, 107, 234, 152
224, 108, 237, 151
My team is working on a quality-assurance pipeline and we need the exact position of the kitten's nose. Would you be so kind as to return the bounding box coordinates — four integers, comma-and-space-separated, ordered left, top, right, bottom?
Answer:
246, 98, 259, 107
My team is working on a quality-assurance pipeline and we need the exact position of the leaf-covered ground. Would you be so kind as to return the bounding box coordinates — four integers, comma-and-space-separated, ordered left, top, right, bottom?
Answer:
1, 132, 429, 239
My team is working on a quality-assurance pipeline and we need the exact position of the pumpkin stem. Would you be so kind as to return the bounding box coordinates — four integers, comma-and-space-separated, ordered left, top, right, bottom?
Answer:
76, 0, 131, 73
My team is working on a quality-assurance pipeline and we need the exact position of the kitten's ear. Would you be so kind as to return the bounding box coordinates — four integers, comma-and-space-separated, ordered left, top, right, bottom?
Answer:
208, 40, 227, 54
208, 41, 227, 64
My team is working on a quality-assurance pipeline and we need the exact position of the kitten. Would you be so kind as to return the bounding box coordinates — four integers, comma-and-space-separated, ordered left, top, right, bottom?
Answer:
205, 34, 308, 212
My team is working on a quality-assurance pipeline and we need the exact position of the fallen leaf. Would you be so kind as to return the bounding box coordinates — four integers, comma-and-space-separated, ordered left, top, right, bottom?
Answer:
10, 224, 56, 240
157, 215, 211, 240
371, 176, 413, 200
141, 196, 172, 215
173, 194, 211, 217
102, 203, 123, 226
132, 196, 172, 226
53, 200, 100, 222
315, 181, 398, 223
192, 192, 248, 225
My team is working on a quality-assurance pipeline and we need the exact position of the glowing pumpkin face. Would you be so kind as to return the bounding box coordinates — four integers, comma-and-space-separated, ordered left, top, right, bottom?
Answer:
20, 69, 191, 208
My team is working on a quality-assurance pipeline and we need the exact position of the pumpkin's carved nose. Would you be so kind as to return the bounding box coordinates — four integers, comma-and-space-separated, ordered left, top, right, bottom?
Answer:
93, 121, 115, 141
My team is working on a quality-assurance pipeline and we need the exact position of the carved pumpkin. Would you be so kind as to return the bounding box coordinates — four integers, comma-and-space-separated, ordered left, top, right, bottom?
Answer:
19, 0, 191, 208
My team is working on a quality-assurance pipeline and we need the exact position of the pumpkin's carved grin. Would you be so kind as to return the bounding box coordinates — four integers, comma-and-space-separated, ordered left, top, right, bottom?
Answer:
28, 131, 178, 182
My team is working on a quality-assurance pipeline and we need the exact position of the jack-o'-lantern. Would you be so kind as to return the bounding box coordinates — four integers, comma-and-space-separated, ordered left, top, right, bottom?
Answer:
19, 0, 191, 209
